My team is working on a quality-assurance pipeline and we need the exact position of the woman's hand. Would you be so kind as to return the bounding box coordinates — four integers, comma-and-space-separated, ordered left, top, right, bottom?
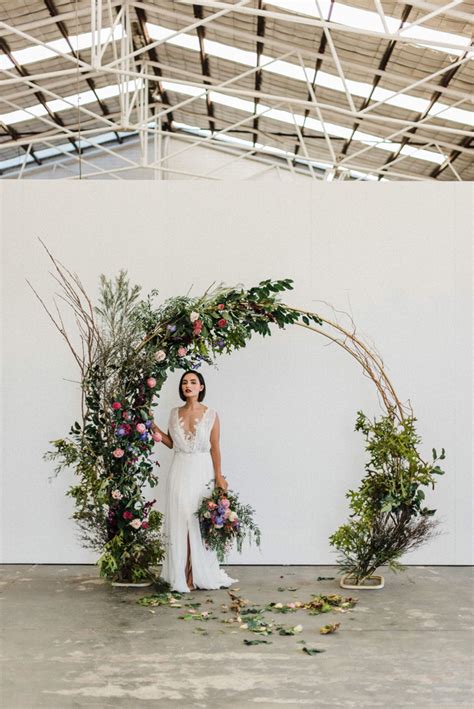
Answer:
215, 475, 228, 493
150, 422, 163, 443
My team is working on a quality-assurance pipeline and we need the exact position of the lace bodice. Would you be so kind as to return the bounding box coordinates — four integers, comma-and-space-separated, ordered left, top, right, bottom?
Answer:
168, 406, 217, 454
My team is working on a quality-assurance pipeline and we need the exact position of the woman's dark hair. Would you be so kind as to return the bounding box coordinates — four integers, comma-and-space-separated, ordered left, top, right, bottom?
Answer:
179, 370, 206, 402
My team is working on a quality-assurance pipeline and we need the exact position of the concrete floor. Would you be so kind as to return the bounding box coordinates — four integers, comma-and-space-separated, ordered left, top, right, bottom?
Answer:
1, 565, 472, 708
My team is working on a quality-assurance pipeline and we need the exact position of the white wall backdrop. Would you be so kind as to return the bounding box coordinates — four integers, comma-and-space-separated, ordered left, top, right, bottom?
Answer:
1, 182, 472, 565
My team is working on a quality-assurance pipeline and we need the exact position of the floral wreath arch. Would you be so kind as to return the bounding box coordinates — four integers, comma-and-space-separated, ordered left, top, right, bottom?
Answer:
30, 240, 445, 585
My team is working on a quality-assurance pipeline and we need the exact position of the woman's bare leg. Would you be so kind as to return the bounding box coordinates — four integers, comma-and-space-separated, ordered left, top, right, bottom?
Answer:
185, 531, 195, 590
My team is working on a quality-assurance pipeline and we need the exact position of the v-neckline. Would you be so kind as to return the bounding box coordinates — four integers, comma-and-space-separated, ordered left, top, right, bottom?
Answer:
177, 406, 209, 437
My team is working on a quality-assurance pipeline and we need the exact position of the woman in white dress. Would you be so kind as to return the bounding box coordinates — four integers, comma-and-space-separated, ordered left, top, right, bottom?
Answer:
151, 370, 239, 593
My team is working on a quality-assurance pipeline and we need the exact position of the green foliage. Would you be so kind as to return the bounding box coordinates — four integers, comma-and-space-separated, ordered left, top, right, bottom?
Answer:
329, 411, 445, 582
97, 527, 165, 583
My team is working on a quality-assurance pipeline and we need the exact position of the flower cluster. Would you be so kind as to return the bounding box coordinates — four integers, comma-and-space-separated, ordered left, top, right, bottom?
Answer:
110, 399, 157, 462
195, 483, 261, 563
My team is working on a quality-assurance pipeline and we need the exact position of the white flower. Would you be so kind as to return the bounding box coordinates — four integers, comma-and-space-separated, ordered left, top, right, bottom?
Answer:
274, 602, 283, 609
189, 311, 200, 322
130, 519, 142, 529
204, 511, 211, 518
111, 490, 123, 500
154, 350, 166, 362
228, 511, 237, 522
293, 624, 303, 633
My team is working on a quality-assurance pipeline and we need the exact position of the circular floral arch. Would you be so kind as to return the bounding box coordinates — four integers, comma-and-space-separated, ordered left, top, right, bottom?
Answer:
31, 240, 445, 585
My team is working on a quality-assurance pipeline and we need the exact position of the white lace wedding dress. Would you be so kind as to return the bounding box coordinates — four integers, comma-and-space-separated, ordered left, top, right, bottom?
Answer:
159, 405, 239, 593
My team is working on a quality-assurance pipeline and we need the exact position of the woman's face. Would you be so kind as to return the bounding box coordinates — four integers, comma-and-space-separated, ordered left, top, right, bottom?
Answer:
181, 374, 204, 400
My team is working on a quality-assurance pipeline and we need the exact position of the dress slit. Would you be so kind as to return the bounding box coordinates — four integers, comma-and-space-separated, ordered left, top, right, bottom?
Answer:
185, 521, 194, 591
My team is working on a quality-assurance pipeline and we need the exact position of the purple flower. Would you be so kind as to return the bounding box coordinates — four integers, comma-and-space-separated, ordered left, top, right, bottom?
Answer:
167, 324, 177, 332
216, 339, 225, 349
116, 425, 127, 437
145, 420, 153, 429
139, 432, 149, 441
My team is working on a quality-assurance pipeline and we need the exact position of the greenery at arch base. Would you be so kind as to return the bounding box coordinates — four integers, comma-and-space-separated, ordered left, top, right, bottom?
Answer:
45, 274, 445, 584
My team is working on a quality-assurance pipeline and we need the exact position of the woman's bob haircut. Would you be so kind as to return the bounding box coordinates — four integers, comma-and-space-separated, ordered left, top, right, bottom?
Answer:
179, 370, 206, 402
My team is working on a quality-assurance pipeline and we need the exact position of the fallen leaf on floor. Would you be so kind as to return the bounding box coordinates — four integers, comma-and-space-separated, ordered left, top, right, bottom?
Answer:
317, 576, 335, 581
276, 623, 303, 636
137, 592, 184, 607
302, 647, 326, 655
305, 594, 357, 615
243, 638, 272, 645
266, 602, 296, 613
178, 611, 214, 621
320, 623, 341, 634
193, 627, 209, 635
227, 590, 249, 614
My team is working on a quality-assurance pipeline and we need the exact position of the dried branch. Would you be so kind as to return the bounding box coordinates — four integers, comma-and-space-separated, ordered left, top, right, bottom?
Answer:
284, 302, 409, 423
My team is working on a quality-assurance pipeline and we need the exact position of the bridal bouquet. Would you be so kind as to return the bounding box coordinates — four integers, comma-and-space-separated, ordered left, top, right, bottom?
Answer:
195, 483, 261, 562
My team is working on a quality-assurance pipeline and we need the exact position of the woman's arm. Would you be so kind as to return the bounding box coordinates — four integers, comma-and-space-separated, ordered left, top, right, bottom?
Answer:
151, 421, 173, 449
210, 413, 228, 491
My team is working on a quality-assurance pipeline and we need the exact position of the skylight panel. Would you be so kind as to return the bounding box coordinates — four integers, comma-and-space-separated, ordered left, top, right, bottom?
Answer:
146, 22, 472, 127
0, 78, 447, 168
268, 0, 472, 56
0, 26, 124, 70
0, 80, 139, 125
163, 81, 445, 164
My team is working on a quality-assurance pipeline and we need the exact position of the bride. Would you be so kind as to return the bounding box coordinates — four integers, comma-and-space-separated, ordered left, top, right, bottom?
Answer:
151, 370, 239, 593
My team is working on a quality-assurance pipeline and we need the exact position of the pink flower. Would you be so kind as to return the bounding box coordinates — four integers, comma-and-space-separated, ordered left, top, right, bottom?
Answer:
141, 521, 149, 529
154, 350, 166, 362
177, 347, 187, 357
221, 498, 230, 508
136, 423, 146, 433
123, 510, 134, 520
193, 319, 203, 334
112, 402, 121, 410
224, 508, 231, 519
112, 448, 124, 458
217, 318, 227, 328
130, 519, 142, 529
151, 431, 162, 443
111, 489, 123, 500
208, 501, 217, 510
146, 377, 156, 388
122, 411, 131, 421
217, 303, 225, 310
